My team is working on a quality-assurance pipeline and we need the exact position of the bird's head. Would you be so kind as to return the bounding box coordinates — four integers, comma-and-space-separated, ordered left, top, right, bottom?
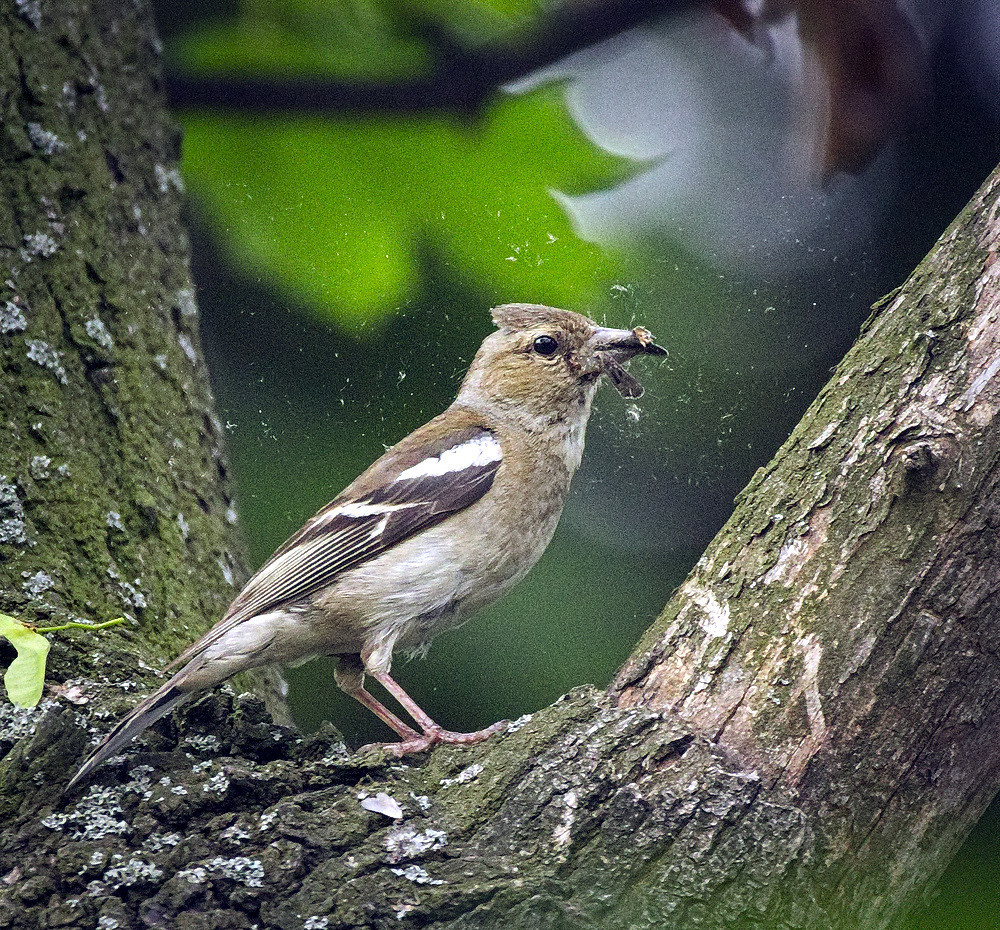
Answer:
457, 303, 667, 420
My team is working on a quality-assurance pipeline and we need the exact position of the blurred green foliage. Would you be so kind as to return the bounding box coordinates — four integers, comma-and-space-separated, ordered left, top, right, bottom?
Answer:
174, 0, 547, 78
172, 0, 630, 328
174, 1, 430, 79
180, 92, 627, 327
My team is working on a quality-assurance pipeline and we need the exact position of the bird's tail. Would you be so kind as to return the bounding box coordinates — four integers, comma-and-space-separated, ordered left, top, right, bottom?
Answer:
68, 607, 289, 790
66, 677, 192, 791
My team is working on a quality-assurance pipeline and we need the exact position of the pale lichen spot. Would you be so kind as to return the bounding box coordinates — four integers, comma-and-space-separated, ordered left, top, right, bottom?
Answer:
0, 478, 28, 545
205, 855, 264, 887
1, 300, 27, 333
176, 866, 208, 885
504, 713, 533, 733
390, 864, 444, 885
155, 165, 185, 195
85, 317, 114, 351
686, 582, 730, 638
440, 762, 483, 787
15, 0, 41, 28
103, 856, 163, 888
28, 455, 51, 479
175, 286, 197, 316
177, 334, 198, 364
217, 557, 235, 586
384, 826, 447, 863
26, 339, 67, 383
27, 122, 66, 155
22, 570, 54, 597
21, 231, 58, 259
553, 789, 578, 847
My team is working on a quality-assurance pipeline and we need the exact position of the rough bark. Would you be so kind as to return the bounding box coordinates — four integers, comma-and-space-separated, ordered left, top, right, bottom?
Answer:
611, 165, 1000, 923
0, 0, 248, 680
0, 0, 252, 833
2, 2, 1000, 929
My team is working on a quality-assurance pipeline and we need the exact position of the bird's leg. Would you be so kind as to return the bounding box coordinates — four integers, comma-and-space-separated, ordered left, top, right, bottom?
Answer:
334, 655, 421, 741
370, 670, 508, 754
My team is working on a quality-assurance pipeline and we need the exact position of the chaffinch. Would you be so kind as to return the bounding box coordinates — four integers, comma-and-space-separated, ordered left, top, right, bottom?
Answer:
69, 303, 665, 787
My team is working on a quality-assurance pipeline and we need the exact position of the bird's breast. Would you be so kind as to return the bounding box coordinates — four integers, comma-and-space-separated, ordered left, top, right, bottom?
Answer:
314, 414, 587, 657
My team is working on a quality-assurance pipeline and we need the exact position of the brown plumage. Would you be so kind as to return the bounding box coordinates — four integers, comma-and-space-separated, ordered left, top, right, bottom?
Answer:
68, 304, 665, 789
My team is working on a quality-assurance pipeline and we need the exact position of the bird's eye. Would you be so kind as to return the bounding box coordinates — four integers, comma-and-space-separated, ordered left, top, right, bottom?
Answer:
532, 335, 559, 356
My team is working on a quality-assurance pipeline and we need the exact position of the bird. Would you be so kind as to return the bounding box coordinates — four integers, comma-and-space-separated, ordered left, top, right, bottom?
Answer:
69, 303, 666, 789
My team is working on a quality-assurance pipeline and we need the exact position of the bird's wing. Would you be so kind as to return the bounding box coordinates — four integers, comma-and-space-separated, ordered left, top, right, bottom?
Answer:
167, 425, 502, 670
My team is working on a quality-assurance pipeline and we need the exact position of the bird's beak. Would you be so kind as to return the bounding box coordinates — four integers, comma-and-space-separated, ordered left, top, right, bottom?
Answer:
588, 326, 668, 398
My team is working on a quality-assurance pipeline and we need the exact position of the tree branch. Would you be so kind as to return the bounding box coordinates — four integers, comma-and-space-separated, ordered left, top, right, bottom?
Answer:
165, 0, 695, 116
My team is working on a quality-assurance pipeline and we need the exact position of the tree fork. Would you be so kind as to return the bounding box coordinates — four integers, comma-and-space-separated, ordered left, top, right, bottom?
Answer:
2, 0, 1000, 927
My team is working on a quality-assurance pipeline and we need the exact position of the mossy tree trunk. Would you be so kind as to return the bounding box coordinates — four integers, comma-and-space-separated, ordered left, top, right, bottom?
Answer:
2, 2, 1000, 929
0, 0, 248, 681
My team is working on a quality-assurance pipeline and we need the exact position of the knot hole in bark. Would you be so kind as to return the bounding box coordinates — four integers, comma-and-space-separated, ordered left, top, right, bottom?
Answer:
900, 440, 939, 491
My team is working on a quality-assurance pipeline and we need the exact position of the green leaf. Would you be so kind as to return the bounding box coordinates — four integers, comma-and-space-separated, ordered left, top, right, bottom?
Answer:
178, 86, 631, 330
0, 613, 50, 708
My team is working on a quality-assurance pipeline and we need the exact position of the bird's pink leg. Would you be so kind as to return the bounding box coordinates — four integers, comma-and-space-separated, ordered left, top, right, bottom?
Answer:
334, 656, 421, 741
368, 670, 508, 757
346, 685, 424, 742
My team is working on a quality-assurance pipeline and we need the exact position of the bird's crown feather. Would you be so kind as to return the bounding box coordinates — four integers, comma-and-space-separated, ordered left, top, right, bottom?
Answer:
490, 303, 595, 338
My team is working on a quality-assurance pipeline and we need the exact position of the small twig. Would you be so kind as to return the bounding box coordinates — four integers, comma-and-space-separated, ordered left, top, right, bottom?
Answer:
166, 0, 695, 116
34, 618, 125, 634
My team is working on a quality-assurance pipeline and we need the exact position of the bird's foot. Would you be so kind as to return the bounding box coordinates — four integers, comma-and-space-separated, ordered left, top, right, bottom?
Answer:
430, 718, 509, 744
361, 734, 435, 757
360, 719, 509, 758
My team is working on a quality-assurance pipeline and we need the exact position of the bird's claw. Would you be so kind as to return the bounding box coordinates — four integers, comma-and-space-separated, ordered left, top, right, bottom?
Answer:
359, 719, 510, 758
